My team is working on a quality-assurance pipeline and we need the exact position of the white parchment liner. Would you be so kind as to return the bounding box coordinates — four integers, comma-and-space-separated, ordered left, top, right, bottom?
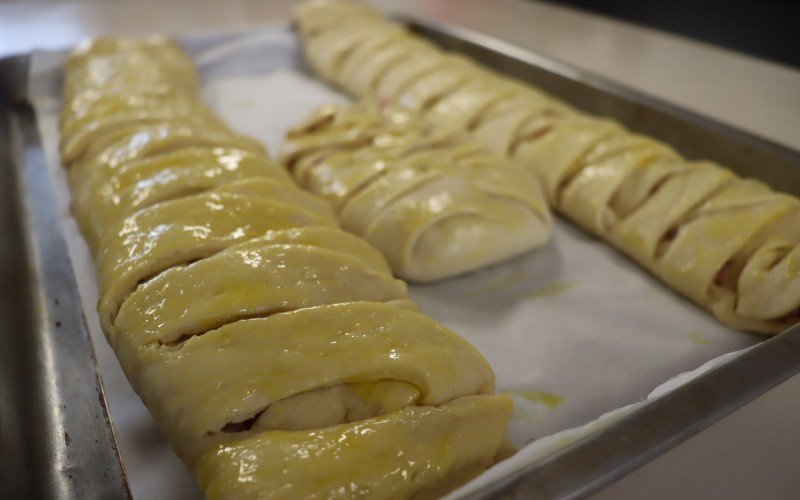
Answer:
29, 27, 760, 499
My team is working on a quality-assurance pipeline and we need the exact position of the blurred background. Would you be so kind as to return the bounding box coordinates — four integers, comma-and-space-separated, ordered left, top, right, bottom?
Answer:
542, 0, 800, 68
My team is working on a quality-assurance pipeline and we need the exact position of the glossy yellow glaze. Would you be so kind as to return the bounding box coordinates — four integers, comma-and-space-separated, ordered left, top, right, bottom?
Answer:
67, 119, 265, 182
255, 380, 421, 432
61, 99, 221, 163
73, 147, 291, 247
62, 30, 512, 499
64, 37, 197, 108
95, 192, 334, 332
197, 395, 513, 500
113, 242, 411, 347
226, 226, 393, 274
214, 177, 337, 224
131, 302, 495, 463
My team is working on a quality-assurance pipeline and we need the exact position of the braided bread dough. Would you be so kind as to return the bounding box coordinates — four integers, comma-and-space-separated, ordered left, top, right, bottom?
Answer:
62, 35, 512, 498
283, 102, 552, 281
71, 147, 293, 249
295, 0, 800, 333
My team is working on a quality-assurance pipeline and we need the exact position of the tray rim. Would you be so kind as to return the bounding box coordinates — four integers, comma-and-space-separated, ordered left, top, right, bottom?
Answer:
4, 18, 800, 499
0, 53, 130, 499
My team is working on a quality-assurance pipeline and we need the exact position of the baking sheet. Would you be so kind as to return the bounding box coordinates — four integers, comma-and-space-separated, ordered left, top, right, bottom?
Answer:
29, 27, 761, 499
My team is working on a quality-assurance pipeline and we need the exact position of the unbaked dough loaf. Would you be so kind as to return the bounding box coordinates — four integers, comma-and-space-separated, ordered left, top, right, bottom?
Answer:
295, 0, 800, 334
283, 101, 552, 281
61, 35, 513, 499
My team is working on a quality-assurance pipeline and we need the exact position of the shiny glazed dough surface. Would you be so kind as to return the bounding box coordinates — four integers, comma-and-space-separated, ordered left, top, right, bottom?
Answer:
60, 32, 514, 499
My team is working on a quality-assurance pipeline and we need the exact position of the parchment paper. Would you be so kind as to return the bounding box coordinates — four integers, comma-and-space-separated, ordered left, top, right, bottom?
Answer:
29, 27, 761, 499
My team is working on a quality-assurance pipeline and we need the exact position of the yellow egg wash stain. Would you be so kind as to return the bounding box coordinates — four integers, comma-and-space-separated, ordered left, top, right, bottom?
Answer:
461, 272, 528, 296
503, 390, 565, 426
516, 390, 565, 409
787, 253, 799, 275
686, 329, 713, 345
520, 281, 576, 300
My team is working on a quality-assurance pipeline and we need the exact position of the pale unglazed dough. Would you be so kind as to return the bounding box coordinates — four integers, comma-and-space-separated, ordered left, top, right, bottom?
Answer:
61, 34, 513, 499
295, 0, 800, 333
282, 102, 552, 282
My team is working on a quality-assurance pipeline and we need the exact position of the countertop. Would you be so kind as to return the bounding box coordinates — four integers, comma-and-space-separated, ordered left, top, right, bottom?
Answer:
2, 0, 799, 497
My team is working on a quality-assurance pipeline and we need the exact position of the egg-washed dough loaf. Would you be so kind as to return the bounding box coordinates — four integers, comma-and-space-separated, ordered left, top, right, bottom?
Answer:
61, 36, 513, 498
294, 0, 800, 334
198, 394, 513, 500
283, 101, 552, 282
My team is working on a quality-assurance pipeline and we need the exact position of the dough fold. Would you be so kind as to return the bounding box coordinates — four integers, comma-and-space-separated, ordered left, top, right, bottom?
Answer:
283, 102, 552, 281
198, 395, 513, 500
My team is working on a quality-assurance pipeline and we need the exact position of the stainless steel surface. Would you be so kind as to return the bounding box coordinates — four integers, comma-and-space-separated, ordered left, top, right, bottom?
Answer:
0, 55, 130, 499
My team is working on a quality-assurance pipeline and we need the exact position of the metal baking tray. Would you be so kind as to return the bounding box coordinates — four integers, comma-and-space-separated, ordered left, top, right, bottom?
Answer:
1, 14, 799, 499
0, 56, 130, 499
